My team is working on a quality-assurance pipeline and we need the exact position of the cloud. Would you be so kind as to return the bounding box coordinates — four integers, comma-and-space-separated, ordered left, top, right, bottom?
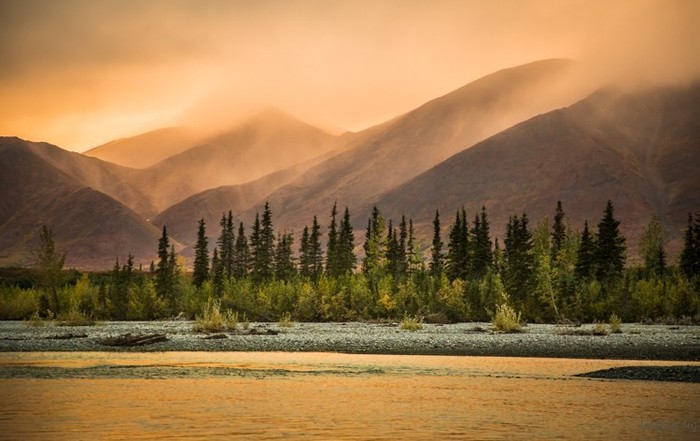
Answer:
0, 0, 697, 150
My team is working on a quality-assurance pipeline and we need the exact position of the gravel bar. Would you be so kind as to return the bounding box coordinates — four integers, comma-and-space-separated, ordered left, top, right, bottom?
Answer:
1, 321, 698, 361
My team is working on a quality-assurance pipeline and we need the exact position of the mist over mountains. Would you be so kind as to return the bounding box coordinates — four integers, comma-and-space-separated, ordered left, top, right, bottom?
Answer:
1, 60, 698, 269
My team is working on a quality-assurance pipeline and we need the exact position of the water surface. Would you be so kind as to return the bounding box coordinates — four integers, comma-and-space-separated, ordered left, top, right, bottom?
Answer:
0, 352, 698, 440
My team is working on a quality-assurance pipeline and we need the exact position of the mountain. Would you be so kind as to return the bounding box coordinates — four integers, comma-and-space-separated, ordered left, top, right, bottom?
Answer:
137, 108, 339, 211
84, 126, 201, 169
371, 82, 700, 256
240, 59, 584, 230
0, 138, 165, 269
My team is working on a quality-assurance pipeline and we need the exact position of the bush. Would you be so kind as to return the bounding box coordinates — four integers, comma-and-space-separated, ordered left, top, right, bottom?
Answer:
57, 307, 97, 326
399, 314, 423, 331
609, 313, 623, 333
593, 321, 609, 336
278, 311, 294, 328
193, 299, 238, 333
491, 293, 522, 333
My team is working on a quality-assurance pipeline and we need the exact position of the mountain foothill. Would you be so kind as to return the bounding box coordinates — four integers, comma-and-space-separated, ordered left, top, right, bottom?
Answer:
1, 59, 698, 269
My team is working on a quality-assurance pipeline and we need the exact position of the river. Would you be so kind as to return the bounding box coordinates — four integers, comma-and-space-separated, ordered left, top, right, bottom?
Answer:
0, 352, 698, 439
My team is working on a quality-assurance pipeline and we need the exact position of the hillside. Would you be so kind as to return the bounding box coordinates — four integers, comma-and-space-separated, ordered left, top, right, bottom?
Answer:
0, 138, 166, 269
84, 127, 201, 169
372, 82, 700, 256
241, 59, 583, 230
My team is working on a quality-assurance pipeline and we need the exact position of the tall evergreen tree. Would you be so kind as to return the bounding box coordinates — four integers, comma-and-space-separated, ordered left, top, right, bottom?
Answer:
337, 207, 356, 275
362, 206, 386, 275
430, 210, 444, 277
593, 200, 626, 281
503, 213, 534, 308
575, 221, 595, 280
471, 206, 492, 278
274, 232, 296, 280
217, 211, 235, 280
551, 201, 566, 261
638, 215, 668, 277
233, 222, 249, 279
679, 213, 700, 279
398, 215, 408, 277
211, 247, 223, 295
386, 220, 402, 278
299, 225, 311, 277
192, 218, 210, 288
251, 202, 275, 282
309, 216, 324, 278
446, 208, 470, 281
326, 202, 339, 276
406, 219, 421, 275
155, 226, 174, 303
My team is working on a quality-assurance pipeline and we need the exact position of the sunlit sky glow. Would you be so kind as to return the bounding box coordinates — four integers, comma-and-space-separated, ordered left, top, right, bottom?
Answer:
0, 0, 698, 151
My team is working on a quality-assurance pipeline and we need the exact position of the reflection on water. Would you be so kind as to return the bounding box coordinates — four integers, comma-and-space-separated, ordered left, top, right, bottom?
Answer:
0, 353, 698, 440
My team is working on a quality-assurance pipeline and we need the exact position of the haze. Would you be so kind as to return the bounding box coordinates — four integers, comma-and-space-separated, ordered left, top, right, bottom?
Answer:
0, 0, 698, 152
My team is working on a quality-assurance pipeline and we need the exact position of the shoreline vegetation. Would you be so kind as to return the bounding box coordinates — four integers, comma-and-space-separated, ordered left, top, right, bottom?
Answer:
1, 200, 698, 353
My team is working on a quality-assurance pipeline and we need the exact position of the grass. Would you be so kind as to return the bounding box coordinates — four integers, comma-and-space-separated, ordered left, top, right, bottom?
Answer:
491, 294, 522, 333
399, 314, 424, 331
609, 313, 623, 334
278, 312, 294, 328
193, 299, 238, 333
56, 308, 98, 326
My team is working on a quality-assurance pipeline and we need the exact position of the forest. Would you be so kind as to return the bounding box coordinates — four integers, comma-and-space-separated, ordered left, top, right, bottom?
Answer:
1, 200, 698, 325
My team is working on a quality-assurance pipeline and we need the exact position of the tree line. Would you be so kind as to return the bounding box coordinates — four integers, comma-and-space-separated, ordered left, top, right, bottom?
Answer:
1, 201, 698, 323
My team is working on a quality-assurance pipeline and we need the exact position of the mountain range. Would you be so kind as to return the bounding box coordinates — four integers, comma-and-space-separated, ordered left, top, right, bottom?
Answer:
1, 59, 697, 269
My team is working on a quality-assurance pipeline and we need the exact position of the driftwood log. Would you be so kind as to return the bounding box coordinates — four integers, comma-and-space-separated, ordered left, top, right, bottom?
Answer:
100, 333, 167, 347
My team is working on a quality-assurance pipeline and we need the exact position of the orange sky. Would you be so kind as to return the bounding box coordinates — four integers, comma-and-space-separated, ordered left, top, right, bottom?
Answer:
0, 0, 698, 152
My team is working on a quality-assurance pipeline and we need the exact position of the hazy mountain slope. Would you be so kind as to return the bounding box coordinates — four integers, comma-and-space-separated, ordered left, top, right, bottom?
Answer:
137, 108, 339, 211
372, 82, 700, 256
0, 138, 164, 269
84, 126, 200, 169
245, 59, 584, 230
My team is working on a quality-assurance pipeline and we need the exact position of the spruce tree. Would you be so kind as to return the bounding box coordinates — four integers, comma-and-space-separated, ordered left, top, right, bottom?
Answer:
155, 226, 174, 303
274, 232, 296, 280
471, 206, 492, 278
593, 200, 626, 281
233, 222, 249, 279
299, 225, 311, 277
398, 215, 408, 277
252, 202, 275, 282
217, 211, 235, 280
679, 213, 700, 279
386, 220, 402, 278
446, 209, 470, 281
362, 206, 386, 275
34, 225, 66, 315
551, 201, 566, 261
575, 221, 594, 280
309, 216, 324, 278
326, 202, 339, 276
406, 219, 421, 275
638, 215, 668, 277
192, 218, 210, 288
211, 247, 223, 295
430, 210, 444, 277
503, 213, 534, 308
337, 207, 356, 275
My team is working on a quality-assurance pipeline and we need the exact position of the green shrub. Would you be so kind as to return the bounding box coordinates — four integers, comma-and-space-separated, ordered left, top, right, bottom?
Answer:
57, 307, 97, 326
278, 311, 294, 328
593, 321, 609, 336
193, 299, 238, 333
609, 313, 623, 333
399, 314, 423, 331
491, 293, 522, 333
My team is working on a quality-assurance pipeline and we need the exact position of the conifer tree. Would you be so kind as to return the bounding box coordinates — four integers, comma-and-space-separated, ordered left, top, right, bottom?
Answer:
471, 206, 492, 278
217, 211, 235, 280
575, 221, 594, 280
337, 207, 356, 275
211, 247, 223, 295
299, 225, 311, 277
155, 226, 174, 302
251, 202, 275, 282
309, 216, 324, 278
638, 215, 668, 277
386, 220, 402, 278
274, 232, 296, 280
446, 208, 469, 281
363, 206, 386, 275
430, 210, 444, 277
192, 218, 210, 288
593, 200, 626, 281
233, 222, 249, 279
551, 201, 566, 261
503, 213, 534, 308
406, 219, 420, 275
679, 213, 700, 279
326, 202, 339, 276
398, 215, 408, 277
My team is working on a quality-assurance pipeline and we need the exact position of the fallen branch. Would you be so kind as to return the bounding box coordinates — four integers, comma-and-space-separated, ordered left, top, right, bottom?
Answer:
100, 333, 167, 347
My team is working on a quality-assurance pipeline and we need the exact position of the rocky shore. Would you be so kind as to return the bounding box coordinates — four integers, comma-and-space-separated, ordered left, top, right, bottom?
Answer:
1, 321, 698, 361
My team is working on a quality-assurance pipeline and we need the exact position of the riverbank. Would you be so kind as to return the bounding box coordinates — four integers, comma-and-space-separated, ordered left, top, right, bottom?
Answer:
1, 321, 698, 361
